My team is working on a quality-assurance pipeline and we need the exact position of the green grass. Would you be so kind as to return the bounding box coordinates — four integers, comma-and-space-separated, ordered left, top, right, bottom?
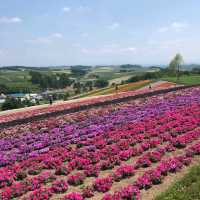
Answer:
75, 80, 151, 99
155, 163, 200, 200
91, 81, 150, 96
0, 70, 40, 92
72, 87, 111, 99
162, 75, 200, 85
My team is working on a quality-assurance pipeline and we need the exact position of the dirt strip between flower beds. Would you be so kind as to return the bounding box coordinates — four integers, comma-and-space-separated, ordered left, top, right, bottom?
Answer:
16, 139, 168, 200
84, 138, 200, 200
0, 84, 199, 129
0, 90, 199, 200
50, 138, 200, 200
14, 128, 200, 200
140, 156, 200, 200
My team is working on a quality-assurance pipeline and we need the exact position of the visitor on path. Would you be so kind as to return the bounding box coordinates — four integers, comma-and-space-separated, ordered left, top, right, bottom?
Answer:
49, 95, 53, 105
149, 84, 152, 90
115, 84, 119, 93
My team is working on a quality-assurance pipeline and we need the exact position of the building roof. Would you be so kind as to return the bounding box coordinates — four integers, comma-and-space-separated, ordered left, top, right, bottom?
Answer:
9, 93, 26, 98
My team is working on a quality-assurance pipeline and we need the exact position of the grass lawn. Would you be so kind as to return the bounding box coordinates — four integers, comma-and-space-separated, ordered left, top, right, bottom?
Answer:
162, 75, 200, 85
155, 163, 200, 200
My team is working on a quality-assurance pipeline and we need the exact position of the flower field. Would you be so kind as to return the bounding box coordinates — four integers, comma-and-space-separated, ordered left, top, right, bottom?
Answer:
0, 81, 177, 124
0, 86, 199, 200
85, 80, 151, 96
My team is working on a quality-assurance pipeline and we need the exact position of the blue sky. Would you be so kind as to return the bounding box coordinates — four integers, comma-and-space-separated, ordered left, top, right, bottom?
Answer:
0, 0, 200, 66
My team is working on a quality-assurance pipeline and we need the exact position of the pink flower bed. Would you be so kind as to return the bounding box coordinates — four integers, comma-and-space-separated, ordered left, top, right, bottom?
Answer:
0, 81, 178, 124
0, 87, 199, 200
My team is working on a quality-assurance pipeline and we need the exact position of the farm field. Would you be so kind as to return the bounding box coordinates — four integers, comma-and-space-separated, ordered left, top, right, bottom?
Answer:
162, 75, 200, 85
0, 70, 39, 92
0, 85, 199, 200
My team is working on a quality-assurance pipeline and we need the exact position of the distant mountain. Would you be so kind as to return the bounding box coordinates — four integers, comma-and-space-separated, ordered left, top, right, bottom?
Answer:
120, 64, 143, 70
148, 66, 162, 70
0, 66, 52, 71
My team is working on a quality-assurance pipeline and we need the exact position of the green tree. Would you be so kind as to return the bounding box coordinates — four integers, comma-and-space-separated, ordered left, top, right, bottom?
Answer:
29, 71, 43, 84
0, 84, 9, 94
85, 81, 93, 91
1, 98, 23, 111
63, 92, 70, 100
95, 79, 109, 88
169, 53, 183, 81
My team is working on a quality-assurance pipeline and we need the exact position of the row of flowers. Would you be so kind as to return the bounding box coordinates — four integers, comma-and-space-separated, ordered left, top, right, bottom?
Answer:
0, 81, 179, 124
2, 86, 199, 141
0, 102, 199, 196
0, 88, 198, 199
22, 145, 199, 200
0, 94, 199, 169
0, 128, 199, 199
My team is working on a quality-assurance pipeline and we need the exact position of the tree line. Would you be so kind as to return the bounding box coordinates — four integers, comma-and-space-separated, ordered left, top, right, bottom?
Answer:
29, 71, 73, 90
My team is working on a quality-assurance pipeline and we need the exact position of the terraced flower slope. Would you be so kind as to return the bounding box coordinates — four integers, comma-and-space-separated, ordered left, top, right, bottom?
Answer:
0, 81, 177, 124
0, 86, 199, 200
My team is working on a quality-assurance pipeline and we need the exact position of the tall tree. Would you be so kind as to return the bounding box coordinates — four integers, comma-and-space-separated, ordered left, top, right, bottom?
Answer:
169, 53, 183, 81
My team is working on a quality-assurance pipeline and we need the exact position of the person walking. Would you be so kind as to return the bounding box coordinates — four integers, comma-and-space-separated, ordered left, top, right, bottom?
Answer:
49, 95, 53, 105
149, 84, 152, 90
115, 84, 119, 94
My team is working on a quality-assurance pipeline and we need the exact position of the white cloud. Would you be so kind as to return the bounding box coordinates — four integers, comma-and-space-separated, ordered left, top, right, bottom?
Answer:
0, 49, 8, 57
27, 37, 51, 44
72, 43, 81, 47
26, 33, 63, 45
81, 45, 136, 55
81, 48, 90, 54
81, 33, 89, 38
77, 6, 90, 12
52, 33, 63, 39
108, 22, 120, 30
121, 47, 136, 52
158, 22, 188, 33
63, 6, 91, 14
0, 16, 22, 24
146, 38, 186, 53
158, 27, 169, 33
63, 7, 71, 13
0, 49, 4, 56
171, 22, 188, 30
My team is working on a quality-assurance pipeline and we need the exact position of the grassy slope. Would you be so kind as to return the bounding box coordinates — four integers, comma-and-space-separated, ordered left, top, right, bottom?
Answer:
0, 69, 72, 92
90, 80, 151, 96
0, 70, 39, 91
155, 163, 200, 200
162, 75, 200, 85
76, 80, 151, 98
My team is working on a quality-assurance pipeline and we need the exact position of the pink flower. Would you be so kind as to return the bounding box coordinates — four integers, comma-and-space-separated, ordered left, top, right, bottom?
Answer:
82, 186, 94, 198
51, 179, 68, 193
113, 164, 135, 181
93, 177, 113, 192
67, 172, 85, 186
62, 192, 84, 200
